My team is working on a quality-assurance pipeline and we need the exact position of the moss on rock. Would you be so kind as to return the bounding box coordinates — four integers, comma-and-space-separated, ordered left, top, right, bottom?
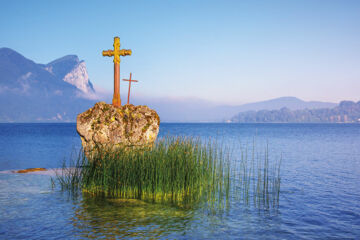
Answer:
77, 102, 160, 155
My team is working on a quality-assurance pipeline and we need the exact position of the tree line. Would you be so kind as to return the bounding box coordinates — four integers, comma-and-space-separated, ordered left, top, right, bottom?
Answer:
230, 101, 360, 123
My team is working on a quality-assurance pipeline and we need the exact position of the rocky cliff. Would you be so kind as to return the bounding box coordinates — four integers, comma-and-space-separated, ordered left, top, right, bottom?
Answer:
0, 48, 96, 122
45, 55, 94, 94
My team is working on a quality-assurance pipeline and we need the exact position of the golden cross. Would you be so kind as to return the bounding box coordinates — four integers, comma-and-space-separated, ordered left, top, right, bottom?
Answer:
102, 37, 132, 107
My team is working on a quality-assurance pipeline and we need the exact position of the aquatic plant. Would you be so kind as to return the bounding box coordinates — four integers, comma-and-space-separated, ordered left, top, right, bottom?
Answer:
233, 141, 281, 210
55, 136, 281, 210
56, 137, 230, 208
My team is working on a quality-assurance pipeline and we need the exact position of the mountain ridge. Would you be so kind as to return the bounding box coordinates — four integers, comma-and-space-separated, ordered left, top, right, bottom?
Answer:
0, 48, 96, 122
230, 100, 360, 123
0, 48, 350, 123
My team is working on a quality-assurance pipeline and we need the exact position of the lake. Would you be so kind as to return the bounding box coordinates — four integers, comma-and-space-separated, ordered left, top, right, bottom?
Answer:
0, 123, 359, 239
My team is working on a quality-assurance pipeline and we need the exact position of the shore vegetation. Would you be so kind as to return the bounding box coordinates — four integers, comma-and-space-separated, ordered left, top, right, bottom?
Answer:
55, 136, 281, 210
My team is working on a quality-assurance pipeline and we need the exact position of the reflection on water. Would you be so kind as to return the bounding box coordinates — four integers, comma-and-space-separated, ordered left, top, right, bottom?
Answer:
69, 191, 282, 239
72, 194, 196, 239
0, 172, 282, 239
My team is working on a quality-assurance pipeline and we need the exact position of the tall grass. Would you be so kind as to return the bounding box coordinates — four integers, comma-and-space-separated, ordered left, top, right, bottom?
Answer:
55, 136, 281, 210
233, 140, 281, 209
56, 137, 230, 208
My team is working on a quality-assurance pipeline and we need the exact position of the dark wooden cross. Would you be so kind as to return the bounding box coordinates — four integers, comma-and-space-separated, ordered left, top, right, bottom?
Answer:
122, 72, 138, 105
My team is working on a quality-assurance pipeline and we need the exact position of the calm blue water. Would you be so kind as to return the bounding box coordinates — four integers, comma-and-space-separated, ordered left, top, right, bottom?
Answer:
0, 123, 360, 239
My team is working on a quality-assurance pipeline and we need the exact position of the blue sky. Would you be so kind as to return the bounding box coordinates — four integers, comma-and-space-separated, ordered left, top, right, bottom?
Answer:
0, 0, 359, 104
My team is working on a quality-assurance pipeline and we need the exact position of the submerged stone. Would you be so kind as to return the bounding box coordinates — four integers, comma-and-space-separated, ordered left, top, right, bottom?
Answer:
107, 198, 148, 207
76, 102, 160, 153
15, 168, 47, 173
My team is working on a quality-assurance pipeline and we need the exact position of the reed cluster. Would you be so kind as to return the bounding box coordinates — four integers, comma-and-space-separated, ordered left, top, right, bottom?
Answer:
56, 137, 281, 210
57, 137, 230, 208
233, 141, 281, 209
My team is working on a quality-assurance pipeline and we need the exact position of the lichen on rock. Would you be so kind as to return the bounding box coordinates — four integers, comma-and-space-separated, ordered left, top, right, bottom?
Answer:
77, 102, 160, 154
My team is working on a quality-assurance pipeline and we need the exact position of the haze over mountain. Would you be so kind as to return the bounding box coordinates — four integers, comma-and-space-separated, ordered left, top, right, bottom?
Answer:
0, 48, 96, 122
130, 96, 337, 122
0, 48, 340, 123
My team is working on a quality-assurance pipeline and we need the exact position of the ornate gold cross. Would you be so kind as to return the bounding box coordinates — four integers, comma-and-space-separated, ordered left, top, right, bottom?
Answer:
102, 37, 132, 107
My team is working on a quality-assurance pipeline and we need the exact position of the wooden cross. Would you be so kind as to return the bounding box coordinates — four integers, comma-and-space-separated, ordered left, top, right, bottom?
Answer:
122, 72, 138, 105
102, 37, 132, 107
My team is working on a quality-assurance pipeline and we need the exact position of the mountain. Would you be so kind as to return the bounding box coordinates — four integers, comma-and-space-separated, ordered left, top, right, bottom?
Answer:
203, 97, 337, 122
131, 96, 336, 122
230, 100, 360, 123
0, 48, 342, 123
226, 96, 336, 112
46, 55, 95, 94
0, 48, 96, 122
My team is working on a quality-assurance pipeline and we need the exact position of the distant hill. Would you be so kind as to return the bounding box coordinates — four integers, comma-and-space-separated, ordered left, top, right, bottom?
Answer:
0, 48, 96, 122
225, 96, 336, 112
230, 101, 360, 123
132, 96, 337, 122
206, 97, 337, 122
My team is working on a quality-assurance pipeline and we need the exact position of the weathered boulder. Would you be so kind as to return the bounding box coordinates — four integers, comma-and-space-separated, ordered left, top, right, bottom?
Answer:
77, 102, 160, 153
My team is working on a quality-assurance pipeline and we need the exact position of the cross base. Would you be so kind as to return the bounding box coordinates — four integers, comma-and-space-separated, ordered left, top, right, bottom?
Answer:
112, 93, 121, 107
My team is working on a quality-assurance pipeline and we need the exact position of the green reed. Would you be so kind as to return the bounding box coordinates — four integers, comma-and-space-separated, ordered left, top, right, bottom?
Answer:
233, 140, 282, 210
56, 137, 230, 208
55, 136, 281, 210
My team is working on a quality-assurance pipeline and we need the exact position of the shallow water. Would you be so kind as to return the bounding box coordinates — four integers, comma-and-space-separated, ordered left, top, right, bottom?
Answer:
0, 123, 360, 239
